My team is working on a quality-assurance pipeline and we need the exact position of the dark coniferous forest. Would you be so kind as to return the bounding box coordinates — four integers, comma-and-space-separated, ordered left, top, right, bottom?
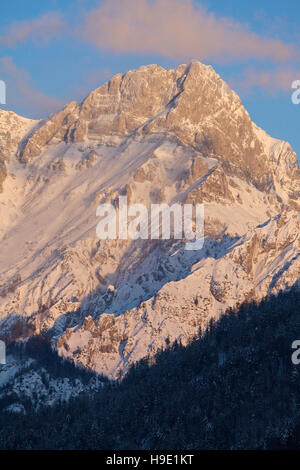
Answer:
1, 288, 300, 450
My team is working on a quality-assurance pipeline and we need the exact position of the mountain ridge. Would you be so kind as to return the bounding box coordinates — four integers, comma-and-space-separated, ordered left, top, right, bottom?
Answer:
0, 61, 299, 379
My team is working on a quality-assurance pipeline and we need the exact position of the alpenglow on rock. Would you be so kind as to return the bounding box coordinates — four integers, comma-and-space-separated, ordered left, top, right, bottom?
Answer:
0, 61, 299, 379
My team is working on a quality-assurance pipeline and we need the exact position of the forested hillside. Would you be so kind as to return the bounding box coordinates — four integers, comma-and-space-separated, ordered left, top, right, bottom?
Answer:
1, 288, 300, 450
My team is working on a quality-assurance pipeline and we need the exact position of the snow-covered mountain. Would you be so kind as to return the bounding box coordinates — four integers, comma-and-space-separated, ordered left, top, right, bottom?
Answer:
0, 61, 299, 383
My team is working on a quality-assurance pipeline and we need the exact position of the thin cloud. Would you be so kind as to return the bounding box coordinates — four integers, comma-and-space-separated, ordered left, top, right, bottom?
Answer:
231, 67, 300, 94
0, 57, 64, 118
81, 0, 295, 63
0, 12, 65, 47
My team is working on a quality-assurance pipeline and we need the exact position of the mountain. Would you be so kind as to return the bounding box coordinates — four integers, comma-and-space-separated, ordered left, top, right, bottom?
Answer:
0, 61, 299, 383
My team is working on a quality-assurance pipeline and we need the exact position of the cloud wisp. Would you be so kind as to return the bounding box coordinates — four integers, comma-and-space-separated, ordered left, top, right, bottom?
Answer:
0, 0, 299, 116
230, 66, 300, 94
81, 0, 295, 63
0, 12, 65, 47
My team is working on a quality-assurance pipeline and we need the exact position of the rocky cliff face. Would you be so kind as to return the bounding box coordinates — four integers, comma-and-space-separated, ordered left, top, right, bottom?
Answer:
18, 62, 300, 205
0, 62, 299, 379
0, 111, 38, 192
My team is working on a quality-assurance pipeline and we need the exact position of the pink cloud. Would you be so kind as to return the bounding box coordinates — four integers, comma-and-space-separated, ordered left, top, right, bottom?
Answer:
231, 67, 300, 94
0, 12, 65, 47
81, 0, 295, 63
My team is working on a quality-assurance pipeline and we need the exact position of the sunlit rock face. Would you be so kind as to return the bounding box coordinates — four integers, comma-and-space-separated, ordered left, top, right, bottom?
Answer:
0, 62, 299, 378
0, 110, 38, 191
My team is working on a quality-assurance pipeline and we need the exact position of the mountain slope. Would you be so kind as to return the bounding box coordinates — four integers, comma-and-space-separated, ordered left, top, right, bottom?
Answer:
0, 61, 299, 378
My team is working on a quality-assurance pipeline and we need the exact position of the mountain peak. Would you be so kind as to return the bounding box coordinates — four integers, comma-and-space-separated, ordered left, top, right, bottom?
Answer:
7, 62, 298, 205
0, 63, 299, 380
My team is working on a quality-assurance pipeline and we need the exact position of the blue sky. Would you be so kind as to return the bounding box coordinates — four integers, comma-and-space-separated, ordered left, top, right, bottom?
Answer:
0, 0, 299, 158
